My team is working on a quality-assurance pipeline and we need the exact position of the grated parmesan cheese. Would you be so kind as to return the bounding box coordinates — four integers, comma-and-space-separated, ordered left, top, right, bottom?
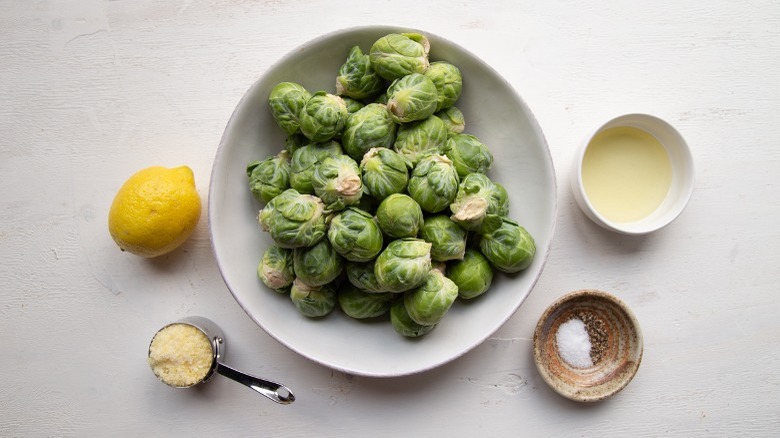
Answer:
148, 323, 214, 387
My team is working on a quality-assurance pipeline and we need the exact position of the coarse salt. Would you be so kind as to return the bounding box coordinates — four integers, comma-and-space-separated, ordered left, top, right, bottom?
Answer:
555, 318, 594, 368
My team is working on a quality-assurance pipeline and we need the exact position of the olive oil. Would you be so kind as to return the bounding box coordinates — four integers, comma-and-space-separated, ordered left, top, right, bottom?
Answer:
581, 126, 672, 223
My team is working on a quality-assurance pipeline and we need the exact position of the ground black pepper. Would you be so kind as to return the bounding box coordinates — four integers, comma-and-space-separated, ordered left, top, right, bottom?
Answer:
575, 311, 609, 364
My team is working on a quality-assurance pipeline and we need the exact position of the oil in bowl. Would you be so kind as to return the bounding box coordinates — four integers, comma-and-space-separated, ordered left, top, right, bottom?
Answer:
572, 114, 694, 234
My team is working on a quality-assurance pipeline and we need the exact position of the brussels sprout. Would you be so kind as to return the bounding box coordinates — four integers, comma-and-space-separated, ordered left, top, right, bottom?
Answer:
346, 259, 388, 293
408, 154, 459, 213
290, 278, 337, 317
369, 33, 430, 80
327, 207, 383, 262
342, 103, 398, 160
342, 97, 365, 114
289, 140, 343, 194
431, 261, 447, 275
375, 193, 424, 239
373, 91, 389, 105
478, 218, 536, 273
447, 248, 493, 299
356, 193, 379, 214
404, 269, 458, 326
247, 150, 291, 204
299, 91, 349, 142
390, 298, 435, 337
374, 238, 432, 293
446, 133, 494, 178
450, 173, 507, 231
424, 61, 462, 112
268, 82, 311, 136
393, 115, 451, 166
258, 188, 328, 248
257, 245, 295, 292
284, 133, 309, 156
336, 46, 386, 100
489, 182, 510, 217
386, 73, 438, 124
360, 147, 410, 201
419, 215, 467, 262
293, 239, 344, 287
435, 106, 465, 134
311, 154, 363, 211
338, 283, 395, 319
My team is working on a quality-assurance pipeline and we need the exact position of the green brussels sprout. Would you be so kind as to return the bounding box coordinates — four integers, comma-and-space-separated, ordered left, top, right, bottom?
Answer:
375, 193, 424, 238
393, 115, 451, 166
342, 97, 365, 114
311, 154, 363, 211
268, 82, 311, 135
290, 278, 337, 317
390, 298, 435, 337
327, 207, 383, 262
408, 154, 459, 213
373, 90, 389, 105
247, 150, 291, 204
346, 259, 388, 293
424, 61, 462, 112
360, 147, 410, 201
374, 238, 432, 293
419, 215, 467, 262
386, 73, 438, 124
257, 244, 295, 292
489, 182, 510, 217
447, 248, 493, 299
446, 133, 494, 178
369, 33, 430, 80
435, 106, 465, 134
478, 218, 536, 273
450, 173, 508, 231
293, 239, 344, 287
336, 46, 386, 100
258, 188, 328, 248
403, 269, 458, 326
342, 103, 398, 161
289, 140, 343, 194
338, 283, 395, 319
431, 261, 447, 276
284, 133, 309, 156
299, 91, 348, 142
356, 192, 379, 214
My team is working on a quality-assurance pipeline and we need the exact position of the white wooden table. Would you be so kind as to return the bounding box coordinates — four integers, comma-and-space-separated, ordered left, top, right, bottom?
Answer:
3, 1, 779, 436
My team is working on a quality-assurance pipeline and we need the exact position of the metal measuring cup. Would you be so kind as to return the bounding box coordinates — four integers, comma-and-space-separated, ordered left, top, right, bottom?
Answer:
148, 316, 295, 405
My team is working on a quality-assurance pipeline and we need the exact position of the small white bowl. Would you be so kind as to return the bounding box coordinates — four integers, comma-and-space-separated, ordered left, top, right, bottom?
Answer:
571, 114, 694, 234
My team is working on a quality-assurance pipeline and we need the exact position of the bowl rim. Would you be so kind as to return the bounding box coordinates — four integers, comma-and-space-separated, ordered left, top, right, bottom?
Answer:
208, 25, 558, 377
532, 288, 644, 402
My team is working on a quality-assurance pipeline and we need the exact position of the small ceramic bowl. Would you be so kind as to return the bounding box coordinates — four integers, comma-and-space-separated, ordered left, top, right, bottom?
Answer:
571, 113, 694, 234
533, 289, 643, 402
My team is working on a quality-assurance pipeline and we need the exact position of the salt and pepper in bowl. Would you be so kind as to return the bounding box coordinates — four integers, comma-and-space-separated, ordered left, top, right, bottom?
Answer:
533, 290, 643, 402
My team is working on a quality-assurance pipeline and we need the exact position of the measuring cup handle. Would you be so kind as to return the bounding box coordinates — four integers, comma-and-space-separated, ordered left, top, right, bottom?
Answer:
216, 363, 295, 405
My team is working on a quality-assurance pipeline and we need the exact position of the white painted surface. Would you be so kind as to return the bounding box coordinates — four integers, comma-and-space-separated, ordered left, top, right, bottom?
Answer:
2, 1, 778, 436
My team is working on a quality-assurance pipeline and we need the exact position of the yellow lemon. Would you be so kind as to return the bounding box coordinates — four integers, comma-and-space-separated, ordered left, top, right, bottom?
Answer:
108, 166, 202, 258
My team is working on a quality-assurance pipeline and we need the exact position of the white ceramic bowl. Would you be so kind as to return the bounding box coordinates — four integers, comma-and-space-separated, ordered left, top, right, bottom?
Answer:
209, 26, 556, 377
571, 113, 694, 235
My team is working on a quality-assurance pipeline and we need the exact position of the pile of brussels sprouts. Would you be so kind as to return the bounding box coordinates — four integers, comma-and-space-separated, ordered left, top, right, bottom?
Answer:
248, 32, 536, 338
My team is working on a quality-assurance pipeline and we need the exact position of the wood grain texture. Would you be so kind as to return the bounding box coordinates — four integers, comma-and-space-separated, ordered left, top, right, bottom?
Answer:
1, 0, 779, 436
